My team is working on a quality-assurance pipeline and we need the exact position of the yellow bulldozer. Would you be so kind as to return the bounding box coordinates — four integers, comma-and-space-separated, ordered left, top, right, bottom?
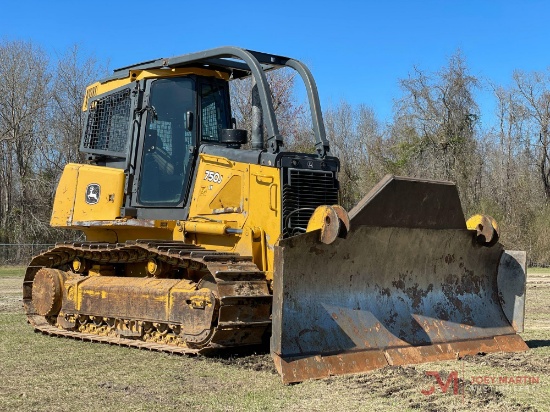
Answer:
23, 47, 528, 383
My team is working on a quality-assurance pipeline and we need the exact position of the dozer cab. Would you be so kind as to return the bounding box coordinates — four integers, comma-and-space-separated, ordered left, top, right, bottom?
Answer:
23, 47, 528, 383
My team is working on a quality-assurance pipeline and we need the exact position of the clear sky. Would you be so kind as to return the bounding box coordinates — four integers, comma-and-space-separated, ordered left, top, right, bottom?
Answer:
2, 0, 549, 124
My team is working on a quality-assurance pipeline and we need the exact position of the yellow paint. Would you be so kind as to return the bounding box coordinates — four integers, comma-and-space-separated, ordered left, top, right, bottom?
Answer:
184, 155, 281, 278
82, 289, 103, 297
55, 153, 283, 279
183, 221, 228, 235
243, 164, 281, 279
209, 175, 242, 211
73, 166, 125, 222
147, 259, 158, 276
51, 164, 125, 227
50, 164, 80, 227
190, 154, 245, 220
306, 206, 332, 232
50, 164, 171, 242
72, 259, 82, 272
466, 214, 499, 234
82, 67, 230, 111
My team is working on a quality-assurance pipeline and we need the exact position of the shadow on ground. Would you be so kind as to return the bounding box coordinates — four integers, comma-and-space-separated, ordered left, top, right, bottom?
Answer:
526, 339, 550, 349
199, 342, 277, 374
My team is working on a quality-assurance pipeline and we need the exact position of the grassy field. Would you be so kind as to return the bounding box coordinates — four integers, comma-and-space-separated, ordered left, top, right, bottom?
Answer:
0, 266, 548, 411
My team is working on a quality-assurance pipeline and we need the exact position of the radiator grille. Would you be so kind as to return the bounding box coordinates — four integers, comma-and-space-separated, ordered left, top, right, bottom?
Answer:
282, 169, 339, 238
82, 88, 131, 154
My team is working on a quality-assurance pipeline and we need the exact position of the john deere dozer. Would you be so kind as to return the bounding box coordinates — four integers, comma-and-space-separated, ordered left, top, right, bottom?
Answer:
23, 47, 528, 383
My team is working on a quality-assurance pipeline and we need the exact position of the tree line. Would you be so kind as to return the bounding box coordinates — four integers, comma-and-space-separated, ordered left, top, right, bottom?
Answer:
1, 39, 548, 264
330, 52, 550, 265
0, 40, 105, 246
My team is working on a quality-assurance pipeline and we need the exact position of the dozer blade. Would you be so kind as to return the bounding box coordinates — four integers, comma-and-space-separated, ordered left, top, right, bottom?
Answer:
271, 175, 528, 384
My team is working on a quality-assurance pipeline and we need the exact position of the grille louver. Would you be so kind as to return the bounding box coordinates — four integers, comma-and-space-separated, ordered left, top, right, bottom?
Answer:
282, 169, 339, 238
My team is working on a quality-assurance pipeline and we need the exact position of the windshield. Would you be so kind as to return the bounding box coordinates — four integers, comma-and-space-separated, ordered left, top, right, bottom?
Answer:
138, 77, 195, 206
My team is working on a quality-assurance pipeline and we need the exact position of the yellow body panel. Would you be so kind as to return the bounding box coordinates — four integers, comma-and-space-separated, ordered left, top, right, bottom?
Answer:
51, 155, 282, 278
187, 154, 282, 279
50, 164, 170, 243
240, 164, 281, 279
50, 164, 80, 227
51, 164, 125, 226
72, 165, 125, 222
189, 154, 246, 222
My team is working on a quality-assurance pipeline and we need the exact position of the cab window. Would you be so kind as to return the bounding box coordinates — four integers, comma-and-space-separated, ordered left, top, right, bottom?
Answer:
200, 80, 230, 143
138, 77, 195, 206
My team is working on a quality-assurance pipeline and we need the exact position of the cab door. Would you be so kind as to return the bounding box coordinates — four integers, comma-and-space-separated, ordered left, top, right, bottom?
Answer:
131, 77, 196, 216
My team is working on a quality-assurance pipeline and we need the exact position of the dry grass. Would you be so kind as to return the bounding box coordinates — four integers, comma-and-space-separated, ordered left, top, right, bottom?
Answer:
0, 267, 548, 411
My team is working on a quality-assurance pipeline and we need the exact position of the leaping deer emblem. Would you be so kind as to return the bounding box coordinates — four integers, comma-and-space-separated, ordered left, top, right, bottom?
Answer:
85, 184, 101, 205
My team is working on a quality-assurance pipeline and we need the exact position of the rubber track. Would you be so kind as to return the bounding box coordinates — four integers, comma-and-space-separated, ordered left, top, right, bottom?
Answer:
24, 240, 272, 354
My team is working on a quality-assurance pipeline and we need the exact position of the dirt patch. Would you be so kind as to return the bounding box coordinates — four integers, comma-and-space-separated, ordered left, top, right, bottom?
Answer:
330, 365, 540, 411
97, 381, 144, 394
0, 298, 22, 313
0, 277, 23, 313
462, 351, 550, 375
202, 349, 277, 374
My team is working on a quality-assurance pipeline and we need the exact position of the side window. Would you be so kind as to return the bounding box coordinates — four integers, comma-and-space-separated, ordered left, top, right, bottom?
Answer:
138, 78, 195, 206
200, 81, 230, 143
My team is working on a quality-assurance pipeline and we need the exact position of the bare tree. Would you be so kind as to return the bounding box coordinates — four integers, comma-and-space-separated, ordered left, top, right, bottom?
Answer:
513, 70, 550, 200
3, 39, 550, 266
0, 40, 50, 243
393, 51, 481, 211
230, 68, 305, 147
0, 41, 107, 245
48, 45, 107, 170
324, 101, 383, 209
324, 100, 361, 208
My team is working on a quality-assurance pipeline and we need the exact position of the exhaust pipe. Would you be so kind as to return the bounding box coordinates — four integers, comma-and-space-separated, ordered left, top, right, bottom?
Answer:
251, 77, 264, 150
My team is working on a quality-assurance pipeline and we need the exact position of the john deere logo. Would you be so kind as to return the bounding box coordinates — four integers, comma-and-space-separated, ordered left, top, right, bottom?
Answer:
85, 184, 100, 205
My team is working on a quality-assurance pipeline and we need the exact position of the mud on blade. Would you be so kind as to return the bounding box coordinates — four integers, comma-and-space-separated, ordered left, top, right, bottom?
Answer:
271, 176, 527, 384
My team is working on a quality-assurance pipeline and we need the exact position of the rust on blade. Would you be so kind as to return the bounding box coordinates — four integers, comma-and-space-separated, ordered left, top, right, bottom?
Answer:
494, 334, 529, 352
271, 175, 528, 383
272, 335, 528, 384
446, 338, 501, 356
384, 344, 456, 366
272, 350, 389, 384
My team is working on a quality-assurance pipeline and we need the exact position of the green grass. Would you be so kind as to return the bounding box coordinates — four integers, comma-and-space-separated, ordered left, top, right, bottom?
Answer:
0, 313, 283, 412
0, 270, 549, 411
0, 266, 25, 278
528, 267, 550, 275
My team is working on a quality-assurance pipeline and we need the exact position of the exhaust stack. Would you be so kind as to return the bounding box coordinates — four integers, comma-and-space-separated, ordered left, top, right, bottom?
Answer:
251, 77, 264, 150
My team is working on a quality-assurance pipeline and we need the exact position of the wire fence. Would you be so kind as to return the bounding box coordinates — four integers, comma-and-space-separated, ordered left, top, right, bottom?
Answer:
0, 244, 54, 266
